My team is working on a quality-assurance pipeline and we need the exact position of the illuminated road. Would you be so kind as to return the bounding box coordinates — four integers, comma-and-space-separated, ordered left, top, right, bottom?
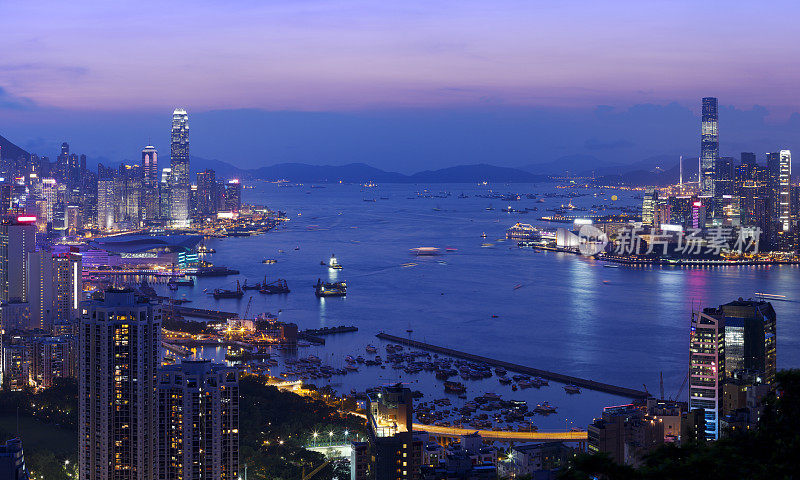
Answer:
413, 423, 587, 442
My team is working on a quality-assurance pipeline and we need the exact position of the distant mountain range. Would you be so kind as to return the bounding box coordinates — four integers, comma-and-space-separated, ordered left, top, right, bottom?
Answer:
1, 130, 689, 185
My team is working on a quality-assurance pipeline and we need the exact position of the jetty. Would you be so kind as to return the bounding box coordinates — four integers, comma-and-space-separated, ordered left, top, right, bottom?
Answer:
376, 333, 648, 399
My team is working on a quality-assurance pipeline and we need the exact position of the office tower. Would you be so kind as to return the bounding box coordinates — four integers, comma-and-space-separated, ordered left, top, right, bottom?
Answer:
356, 383, 422, 480
66, 205, 80, 235
170, 108, 190, 226
223, 179, 242, 213
0, 219, 37, 303
141, 146, 159, 221
160, 167, 172, 219
717, 300, 776, 384
700, 97, 719, 197
715, 156, 735, 197
0, 438, 29, 480
196, 169, 217, 216
689, 308, 725, 441
57, 143, 69, 182
777, 150, 791, 232
642, 189, 657, 227
40, 178, 57, 224
79, 288, 161, 480
157, 360, 240, 480
97, 176, 115, 231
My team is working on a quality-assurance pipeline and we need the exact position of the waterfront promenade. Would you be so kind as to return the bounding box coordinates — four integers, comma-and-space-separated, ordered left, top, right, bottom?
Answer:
376, 333, 649, 398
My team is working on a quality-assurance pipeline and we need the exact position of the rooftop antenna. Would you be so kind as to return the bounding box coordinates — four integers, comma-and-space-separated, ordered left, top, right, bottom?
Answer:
679, 155, 683, 186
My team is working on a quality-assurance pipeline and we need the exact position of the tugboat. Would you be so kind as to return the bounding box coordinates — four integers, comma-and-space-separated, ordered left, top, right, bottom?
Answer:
314, 279, 347, 297
259, 279, 290, 294
213, 280, 244, 299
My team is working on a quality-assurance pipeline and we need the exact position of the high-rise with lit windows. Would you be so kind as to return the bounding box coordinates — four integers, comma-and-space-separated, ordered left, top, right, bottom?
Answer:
700, 97, 719, 197
157, 360, 239, 480
79, 288, 161, 480
689, 308, 725, 441
170, 108, 190, 226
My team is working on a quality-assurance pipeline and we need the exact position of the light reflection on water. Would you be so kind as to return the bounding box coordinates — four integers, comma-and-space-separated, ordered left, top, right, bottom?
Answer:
154, 182, 799, 430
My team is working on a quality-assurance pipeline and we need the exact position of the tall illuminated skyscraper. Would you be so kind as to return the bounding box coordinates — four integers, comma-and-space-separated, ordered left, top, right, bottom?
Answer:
141, 145, 159, 222
157, 360, 239, 480
689, 308, 724, 441
170, 108, 190, 226
700, 97, 719, 197
79, 288, 161, 480
777, 150, 791, 232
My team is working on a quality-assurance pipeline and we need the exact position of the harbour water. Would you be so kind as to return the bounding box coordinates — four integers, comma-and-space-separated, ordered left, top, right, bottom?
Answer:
155, 182, 800, 431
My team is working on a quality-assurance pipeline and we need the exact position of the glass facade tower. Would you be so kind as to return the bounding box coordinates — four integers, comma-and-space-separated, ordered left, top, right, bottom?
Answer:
700, 97, 719, 197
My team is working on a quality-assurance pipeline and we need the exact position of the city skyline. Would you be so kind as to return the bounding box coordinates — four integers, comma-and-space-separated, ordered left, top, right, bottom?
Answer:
3, 2, 800, 171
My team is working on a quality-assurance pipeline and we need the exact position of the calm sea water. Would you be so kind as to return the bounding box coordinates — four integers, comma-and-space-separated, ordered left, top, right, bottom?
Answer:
154, 182, 800, 431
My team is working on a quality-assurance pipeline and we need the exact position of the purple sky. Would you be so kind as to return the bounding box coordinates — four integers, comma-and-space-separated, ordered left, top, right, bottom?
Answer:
2, 1, 800, 170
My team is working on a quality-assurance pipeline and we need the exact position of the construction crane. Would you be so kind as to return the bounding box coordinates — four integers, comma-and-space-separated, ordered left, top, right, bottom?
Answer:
243, 295, 253, 320
672, 372, 689, 402
302, 459, 332, 480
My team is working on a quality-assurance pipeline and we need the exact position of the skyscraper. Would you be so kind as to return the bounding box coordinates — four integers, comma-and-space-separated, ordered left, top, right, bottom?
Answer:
0, 219, 37, 304
689, 308, 724, 441
777, 150, 791, 232
196, 169, 217, 217
170, 108, 190, 226
157, 360, 239, 480
141, 146, 159, 222
700, 97, 719, 197
97, 174, 116, 231
689, 299, 777, 442
79, 288, 161, 480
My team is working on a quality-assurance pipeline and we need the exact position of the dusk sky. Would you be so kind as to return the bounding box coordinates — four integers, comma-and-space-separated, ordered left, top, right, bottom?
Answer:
2, 0, 800, 172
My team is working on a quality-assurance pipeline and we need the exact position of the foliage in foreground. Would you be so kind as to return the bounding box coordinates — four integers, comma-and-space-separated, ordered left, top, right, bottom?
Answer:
559, 369, 800, 480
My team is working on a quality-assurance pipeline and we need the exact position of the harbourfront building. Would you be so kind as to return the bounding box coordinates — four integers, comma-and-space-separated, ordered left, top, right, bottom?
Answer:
157, 360, 240, 480
79, 288, 161, 480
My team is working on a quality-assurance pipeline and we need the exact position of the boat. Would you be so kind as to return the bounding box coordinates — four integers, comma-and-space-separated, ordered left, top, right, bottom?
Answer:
314, 279, 347, 297
262, 259, 278, 264
366, 345, 378, 353
168, 278, 194, 287
498, 377, 512, 385
603, 264, 620, 269
326, 254, 343, 270
444, 381, 467, 394
213, 281, 244, 299
260, 279, 290, 294
564, 385, 581, 394
410, 247, 441, 256
506, 223, 541, 241
533, 402, 557, 415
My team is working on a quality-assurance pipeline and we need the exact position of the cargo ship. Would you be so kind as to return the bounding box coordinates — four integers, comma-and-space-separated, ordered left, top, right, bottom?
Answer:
314, 279, 347, 297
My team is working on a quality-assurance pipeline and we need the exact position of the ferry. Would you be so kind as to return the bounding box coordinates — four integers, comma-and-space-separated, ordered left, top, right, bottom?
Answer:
506, 223, 541, 241
314, 279, 347, 297
410, 247, 441, 256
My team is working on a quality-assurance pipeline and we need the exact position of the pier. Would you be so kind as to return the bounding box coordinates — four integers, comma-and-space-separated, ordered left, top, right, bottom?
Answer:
376, 333, 648, 399
174, 306, 237, 321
